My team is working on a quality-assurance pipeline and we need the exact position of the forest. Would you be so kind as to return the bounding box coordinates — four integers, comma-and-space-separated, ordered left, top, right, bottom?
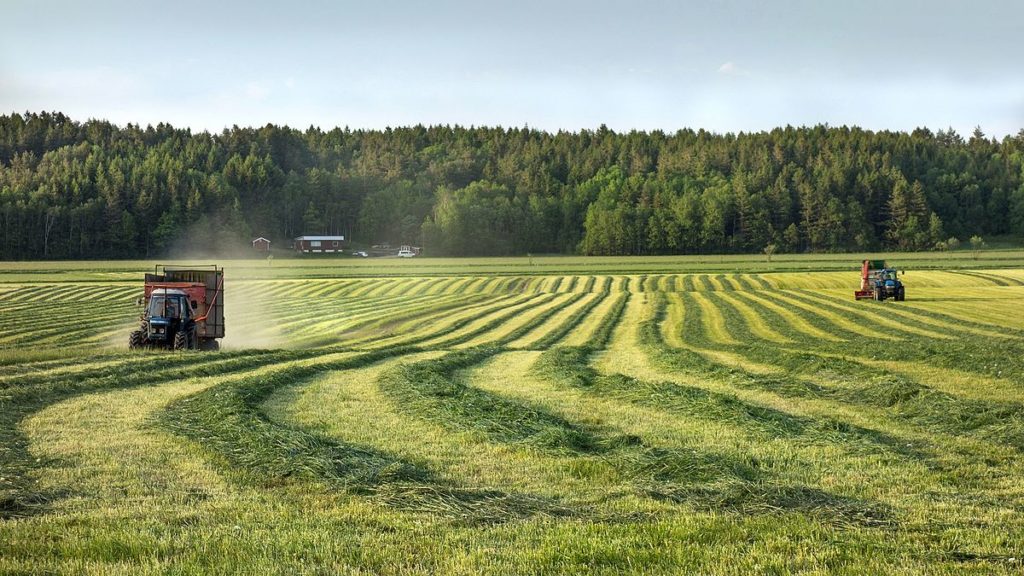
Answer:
0, 111, 1022, 259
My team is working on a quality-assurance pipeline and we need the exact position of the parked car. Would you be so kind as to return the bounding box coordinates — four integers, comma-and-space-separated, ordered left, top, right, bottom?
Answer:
353, 251, 368, 258
397, 249, 415, 258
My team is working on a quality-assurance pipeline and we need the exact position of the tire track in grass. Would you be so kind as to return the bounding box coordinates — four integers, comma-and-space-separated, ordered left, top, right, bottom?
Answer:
375, 296, 629, 455
559, 293, 627, 347
280, 293, 468, 344
349, 293, 533, 349
383, 343, 840, 521
734, 302, 1024, 405
674, 292, 796, 375
730, 275, 757, 291
418, 293, 553, 348
711, 291, 793, 344
948, 270, 1024, 287
646, 292, 1024, 455
799, 290, 1011, 340
507, 292, 601, 349
688, 291, 741, 346
639, 294, 937, 457
522, 292, 610, 350
1, 349, 313, 518
530, 348, 892, 524
789, 290, 954, 341
762, 290, 887, 340
377, 347, 609, 454
899, 298, 1024, 337
453, 293, 584, 349
336, 294, 503, 349
522, 299, 890, 524
266, 292, 445, 338
764, 293, 1024, 392
732, 290, 842, 343
712, 274, 737, 291
750, 274, 774, 290
162, 348, 576, 523
332, 294, 491, 346
265, 354, 598, 517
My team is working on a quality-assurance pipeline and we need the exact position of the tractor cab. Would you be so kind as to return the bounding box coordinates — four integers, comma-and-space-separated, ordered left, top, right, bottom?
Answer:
145, 288, 195, 344
878, 269, 899, 285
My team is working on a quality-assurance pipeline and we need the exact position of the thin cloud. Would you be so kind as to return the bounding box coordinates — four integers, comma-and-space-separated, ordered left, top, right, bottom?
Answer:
717, 61, 747, 76
244, 82, 269, 101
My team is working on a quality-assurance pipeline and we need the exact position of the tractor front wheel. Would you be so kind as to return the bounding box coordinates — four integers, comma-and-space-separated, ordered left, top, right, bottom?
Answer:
129, 330, 144, 350
173, 330, 191, 351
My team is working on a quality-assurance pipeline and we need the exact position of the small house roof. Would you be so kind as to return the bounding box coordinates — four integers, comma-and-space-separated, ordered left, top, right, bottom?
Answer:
294, 235, 346, 241
251, 237, 271, 244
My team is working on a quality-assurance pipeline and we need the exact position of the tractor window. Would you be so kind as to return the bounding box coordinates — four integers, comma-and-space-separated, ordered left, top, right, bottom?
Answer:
148, 295, 183, 318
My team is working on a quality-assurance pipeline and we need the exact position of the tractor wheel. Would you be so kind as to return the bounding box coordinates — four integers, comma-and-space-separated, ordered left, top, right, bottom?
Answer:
898, 288, 906, 301
874, 288, 883, 301
173, 330, 188, 351
128, 330, 143, 350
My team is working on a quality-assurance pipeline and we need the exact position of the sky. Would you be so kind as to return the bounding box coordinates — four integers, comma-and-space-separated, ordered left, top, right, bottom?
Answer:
1, 0, 1022, 137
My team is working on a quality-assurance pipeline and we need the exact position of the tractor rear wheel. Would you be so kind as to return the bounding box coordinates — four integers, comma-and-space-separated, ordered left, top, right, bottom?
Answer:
128, 330, 143, 350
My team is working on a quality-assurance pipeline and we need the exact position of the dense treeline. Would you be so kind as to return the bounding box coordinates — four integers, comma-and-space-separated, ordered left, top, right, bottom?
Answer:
1, 111, 1022, 259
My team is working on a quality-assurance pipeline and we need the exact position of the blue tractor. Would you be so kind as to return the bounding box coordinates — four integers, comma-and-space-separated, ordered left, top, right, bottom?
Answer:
872, 268, 905, 301
855, 260, 906, 301
130, 288, 199, 350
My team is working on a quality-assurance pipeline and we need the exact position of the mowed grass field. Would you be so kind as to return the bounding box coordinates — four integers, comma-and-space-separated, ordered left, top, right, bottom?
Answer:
2, 253, 1024, 574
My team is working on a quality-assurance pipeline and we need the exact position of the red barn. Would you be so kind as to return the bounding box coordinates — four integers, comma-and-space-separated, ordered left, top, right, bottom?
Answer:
293, 235, 345, 253
251, 237, 271, 253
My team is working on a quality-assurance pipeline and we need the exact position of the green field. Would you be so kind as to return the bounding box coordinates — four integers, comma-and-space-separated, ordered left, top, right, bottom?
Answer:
2, 253, 1024, 574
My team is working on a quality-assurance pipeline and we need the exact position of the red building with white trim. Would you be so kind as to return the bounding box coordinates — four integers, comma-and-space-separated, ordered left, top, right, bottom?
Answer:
293, 235, 346, 253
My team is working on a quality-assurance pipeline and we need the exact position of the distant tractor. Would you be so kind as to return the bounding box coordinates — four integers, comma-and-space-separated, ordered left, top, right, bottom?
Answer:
854, 259, 906, 301
129, 265, 225, 351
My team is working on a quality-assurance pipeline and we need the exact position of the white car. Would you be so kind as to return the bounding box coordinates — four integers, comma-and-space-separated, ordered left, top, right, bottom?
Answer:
397, 249, 415, 258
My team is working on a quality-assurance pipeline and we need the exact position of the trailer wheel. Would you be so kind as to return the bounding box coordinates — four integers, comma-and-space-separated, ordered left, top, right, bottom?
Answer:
200, 338, 220, 352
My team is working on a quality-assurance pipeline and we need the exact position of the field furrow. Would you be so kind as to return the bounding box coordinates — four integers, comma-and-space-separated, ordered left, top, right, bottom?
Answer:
4, 259, 1024, 574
